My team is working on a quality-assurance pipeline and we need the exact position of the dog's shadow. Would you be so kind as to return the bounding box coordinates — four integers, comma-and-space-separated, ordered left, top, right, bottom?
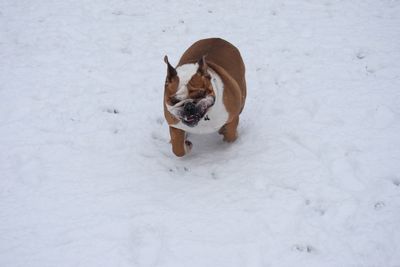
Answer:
185, 132, 235, 158
184, 133, 241, 161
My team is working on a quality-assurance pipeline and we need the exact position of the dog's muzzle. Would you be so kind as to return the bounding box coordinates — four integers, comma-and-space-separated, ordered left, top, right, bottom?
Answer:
181, 96, 215, 127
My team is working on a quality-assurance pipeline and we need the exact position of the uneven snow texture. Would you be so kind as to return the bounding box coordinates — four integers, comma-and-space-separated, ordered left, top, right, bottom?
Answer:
1, 1, 400, 266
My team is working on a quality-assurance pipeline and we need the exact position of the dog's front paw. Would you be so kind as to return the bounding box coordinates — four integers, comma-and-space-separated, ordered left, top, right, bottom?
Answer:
172, 140, 192, 157
223, 132, 238, 143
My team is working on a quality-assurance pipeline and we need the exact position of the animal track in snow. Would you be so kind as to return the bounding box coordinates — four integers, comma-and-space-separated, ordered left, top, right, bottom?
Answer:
356, 51, 367, 59
167, 166, 190, 174
103, 107, 119, 114
374, 201, 385, 211
292, 244, 317, 254
304, 199, 327, 216
392, 178, 400, 187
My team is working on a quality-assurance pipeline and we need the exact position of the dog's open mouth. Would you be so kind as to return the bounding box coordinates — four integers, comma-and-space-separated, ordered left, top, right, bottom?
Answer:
182, 114, 200, 126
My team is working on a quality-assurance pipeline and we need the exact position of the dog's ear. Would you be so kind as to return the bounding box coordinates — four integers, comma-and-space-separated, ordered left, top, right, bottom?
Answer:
164, 55, 177, 82
197, 55, 210, 78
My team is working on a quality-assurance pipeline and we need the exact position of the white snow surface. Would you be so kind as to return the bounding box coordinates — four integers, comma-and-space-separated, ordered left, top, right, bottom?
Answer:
1, 1, 400, 266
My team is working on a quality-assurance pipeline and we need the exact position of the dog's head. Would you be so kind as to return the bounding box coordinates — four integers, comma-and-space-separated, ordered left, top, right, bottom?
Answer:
164, 56, 215, 127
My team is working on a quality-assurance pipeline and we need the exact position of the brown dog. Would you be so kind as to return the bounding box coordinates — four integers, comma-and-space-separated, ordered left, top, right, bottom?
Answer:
163, 38, 246, 157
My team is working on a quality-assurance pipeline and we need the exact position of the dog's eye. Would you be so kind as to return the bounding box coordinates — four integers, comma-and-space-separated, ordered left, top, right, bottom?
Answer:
189, 89, 206, 99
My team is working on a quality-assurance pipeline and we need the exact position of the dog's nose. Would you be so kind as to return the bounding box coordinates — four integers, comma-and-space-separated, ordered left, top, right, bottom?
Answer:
184, 102, 196, 115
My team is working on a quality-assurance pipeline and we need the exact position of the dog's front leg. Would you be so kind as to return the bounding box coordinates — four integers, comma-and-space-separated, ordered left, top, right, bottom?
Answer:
169, 127, 192, 157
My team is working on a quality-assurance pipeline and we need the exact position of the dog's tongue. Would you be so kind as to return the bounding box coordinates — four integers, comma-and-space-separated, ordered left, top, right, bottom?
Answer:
185, 115, 196, 122
183, 114, 200, 127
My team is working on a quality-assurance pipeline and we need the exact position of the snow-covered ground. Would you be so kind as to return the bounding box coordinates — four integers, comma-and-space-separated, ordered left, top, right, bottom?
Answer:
1, 1, 400, 266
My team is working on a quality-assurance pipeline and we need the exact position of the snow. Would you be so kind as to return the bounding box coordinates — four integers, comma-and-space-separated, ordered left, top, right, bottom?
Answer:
1, 0, 400, 266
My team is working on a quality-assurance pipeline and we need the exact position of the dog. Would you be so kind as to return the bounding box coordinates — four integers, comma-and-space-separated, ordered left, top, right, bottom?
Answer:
163, 38, 246, 157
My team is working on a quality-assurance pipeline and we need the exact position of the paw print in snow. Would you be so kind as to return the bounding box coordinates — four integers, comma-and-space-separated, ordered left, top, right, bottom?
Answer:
374, 201, 385, 211
356, 51, 367, 59
103, 107, 119, 114
392, 178, 400, 187
292, 244, 317, 254
304, 199, 326, 216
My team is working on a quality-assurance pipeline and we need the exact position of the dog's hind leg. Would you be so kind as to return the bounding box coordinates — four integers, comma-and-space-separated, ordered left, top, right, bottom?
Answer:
219, 116, 239, 143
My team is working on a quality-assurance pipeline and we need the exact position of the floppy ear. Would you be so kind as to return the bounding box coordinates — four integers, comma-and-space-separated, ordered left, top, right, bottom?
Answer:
197, 55, 209, 76
164, 55, 177, 81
